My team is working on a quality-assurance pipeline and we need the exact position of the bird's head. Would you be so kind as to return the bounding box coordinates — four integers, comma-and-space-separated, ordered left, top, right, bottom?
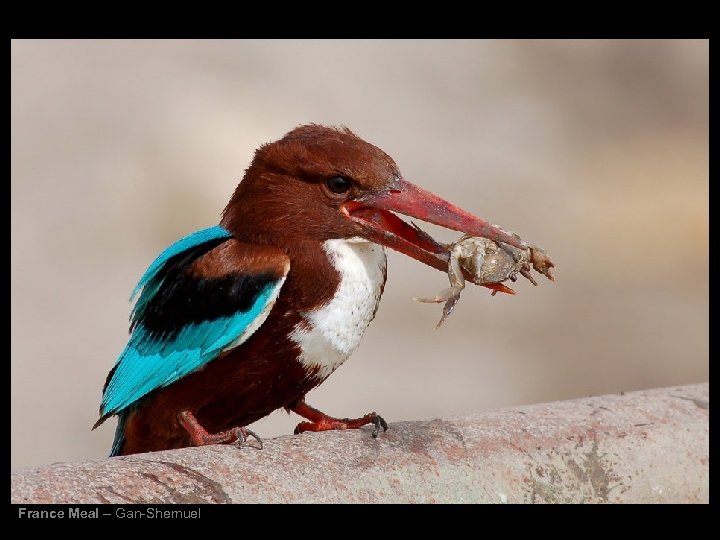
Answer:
222, 124, 525, 266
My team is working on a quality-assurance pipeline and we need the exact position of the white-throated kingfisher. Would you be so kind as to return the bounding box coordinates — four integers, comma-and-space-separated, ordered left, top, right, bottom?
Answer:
94, 125, 526, 456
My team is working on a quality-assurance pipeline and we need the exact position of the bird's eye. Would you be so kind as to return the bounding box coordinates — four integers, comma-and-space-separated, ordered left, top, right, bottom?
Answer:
326, 176, 352, 194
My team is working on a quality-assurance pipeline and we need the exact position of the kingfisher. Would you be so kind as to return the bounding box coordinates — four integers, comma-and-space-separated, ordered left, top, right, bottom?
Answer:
93, 124, 526, 456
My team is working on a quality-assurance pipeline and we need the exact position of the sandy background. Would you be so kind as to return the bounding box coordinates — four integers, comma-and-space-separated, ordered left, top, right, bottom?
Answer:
11, 40, 708, 471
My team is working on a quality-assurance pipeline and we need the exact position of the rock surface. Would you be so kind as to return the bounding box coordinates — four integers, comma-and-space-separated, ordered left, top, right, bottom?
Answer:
11, 384, 708, 504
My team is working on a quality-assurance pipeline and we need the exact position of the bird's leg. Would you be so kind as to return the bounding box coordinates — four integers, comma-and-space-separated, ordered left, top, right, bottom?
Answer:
177, 410, 263, 449
290, 399, 388, 438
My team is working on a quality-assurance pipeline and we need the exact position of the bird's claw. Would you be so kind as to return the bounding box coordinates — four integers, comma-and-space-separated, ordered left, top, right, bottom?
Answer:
371, 414, 389, 438
234, 427, 263, 450
292, 403, 389, 438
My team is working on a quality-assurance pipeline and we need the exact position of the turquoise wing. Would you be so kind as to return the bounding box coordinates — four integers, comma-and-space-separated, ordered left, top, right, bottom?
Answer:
98, 226, 288, 419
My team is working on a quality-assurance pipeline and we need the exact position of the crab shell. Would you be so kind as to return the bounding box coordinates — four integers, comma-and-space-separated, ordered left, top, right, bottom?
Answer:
452, 235, 530, 285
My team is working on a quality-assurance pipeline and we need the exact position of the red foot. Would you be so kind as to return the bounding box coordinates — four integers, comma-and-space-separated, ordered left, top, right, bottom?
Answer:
290, 400, 388, 438
177, 410, 263, 449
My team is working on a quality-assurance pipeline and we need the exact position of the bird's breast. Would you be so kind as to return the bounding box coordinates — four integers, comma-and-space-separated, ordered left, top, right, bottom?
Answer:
290, 237, 387, 380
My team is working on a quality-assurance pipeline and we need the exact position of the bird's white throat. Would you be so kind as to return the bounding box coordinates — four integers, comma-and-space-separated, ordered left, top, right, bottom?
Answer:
290, 237, 387, 380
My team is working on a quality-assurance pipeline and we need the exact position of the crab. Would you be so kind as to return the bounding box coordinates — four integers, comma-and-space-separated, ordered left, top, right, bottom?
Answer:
415, 233, 555, 328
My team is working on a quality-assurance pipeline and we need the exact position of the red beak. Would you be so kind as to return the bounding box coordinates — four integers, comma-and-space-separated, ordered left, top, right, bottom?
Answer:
342, 178, 526, 278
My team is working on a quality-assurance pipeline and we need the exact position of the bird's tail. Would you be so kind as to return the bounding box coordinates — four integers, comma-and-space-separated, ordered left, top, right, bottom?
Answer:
109, 410, 130, 457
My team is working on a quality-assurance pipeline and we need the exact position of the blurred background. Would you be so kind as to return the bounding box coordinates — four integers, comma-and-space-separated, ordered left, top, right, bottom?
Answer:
11, 40, 708, 471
